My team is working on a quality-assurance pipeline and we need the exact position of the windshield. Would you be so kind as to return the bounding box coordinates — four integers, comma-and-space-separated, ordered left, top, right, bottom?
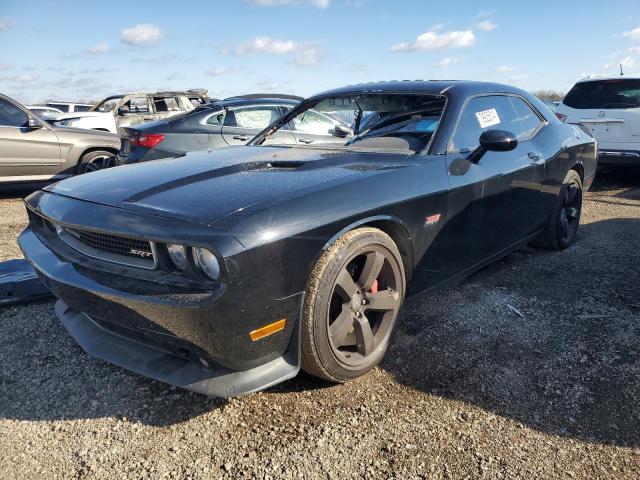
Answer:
257, 93, 445, 153
92, 97, 124, 112
563, 79, 640, 109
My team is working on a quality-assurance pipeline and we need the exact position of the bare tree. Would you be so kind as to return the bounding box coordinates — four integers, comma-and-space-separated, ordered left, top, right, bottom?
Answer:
532, 89, 565, 102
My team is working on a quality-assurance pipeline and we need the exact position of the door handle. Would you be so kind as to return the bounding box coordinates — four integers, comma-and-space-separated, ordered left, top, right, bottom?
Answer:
143, 117, 154, 121
232, 135, 248, 141
299, 138, 314, 144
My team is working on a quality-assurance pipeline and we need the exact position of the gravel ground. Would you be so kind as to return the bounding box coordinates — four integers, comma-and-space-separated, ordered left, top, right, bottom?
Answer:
1, 171, 639, 479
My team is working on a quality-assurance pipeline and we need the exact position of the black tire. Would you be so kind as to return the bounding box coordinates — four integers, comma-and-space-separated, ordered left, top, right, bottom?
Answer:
76, 150, 116, 175
534, 169, 583, 250
301, 227, 406, 382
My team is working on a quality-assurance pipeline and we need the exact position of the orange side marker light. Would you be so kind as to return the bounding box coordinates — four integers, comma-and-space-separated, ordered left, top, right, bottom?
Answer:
249, 319, 287, 341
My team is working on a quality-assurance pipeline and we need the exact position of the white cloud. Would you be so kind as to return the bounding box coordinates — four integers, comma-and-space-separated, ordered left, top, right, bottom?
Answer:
391, 29, 475, 52
435, 57, 459, 68
476, 20, 497, 31
509, 73, 528, 82
0, 17, 14, 31
88, 43, 109, 54
206, 67, 239, 76
244, 0, 330, 7
0, 73, 39, 83
0, 63, 13, 71
496, 65, 516, 73
629, 46, 640, 54
291, 45, 322, 65
604, 55, 636, 70
622, 27, 640, 41
121, 24, 162, 46
232, 36, 322, 66
235, 37, 298, 55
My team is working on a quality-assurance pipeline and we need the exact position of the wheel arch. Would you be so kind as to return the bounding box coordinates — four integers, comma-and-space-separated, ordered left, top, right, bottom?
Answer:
570, 162, 584, 182
320, 215, 415, 284
77, 146, 119, 165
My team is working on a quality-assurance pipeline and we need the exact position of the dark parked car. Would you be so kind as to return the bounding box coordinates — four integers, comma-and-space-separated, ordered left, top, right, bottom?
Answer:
19, 80, 597, 397
117, 95, 349, 164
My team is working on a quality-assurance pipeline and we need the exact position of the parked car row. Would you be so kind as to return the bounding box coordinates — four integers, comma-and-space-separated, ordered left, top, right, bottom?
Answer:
51, 89, 212, 134
117, 95, 350, 164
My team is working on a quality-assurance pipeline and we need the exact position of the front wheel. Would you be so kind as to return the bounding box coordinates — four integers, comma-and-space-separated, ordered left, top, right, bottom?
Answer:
76, 150, 116, 175
301, 227, 405, 382
534, 169, 583, 250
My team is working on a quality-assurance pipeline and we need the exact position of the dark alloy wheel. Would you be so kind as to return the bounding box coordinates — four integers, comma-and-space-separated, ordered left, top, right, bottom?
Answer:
301, 227, 405, 382
76, 150, 116, 175
559, 175, 581, 244
534, 169, 583, 250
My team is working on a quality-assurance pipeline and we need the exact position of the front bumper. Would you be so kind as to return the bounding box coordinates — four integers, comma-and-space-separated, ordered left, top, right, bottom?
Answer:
19, 192, 304, 396
55, 301, 299, 397
598, 149, 640, 167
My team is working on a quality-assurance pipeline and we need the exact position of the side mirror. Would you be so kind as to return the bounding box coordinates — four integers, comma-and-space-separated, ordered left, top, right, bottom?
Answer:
27, 117, 43, 129
467, 129, 518, 163
117, 105, 130, 116
332, 124, 354, 138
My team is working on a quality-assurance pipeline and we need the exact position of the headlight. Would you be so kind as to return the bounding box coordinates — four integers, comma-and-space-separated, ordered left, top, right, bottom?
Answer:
167, 244, 187, 271
193, 247, 220, 280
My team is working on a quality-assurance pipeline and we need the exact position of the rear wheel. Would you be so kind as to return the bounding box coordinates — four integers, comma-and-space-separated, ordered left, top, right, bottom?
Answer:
534, 169, 583, 250
301, 227, 405, 382
76, 150, 116, 175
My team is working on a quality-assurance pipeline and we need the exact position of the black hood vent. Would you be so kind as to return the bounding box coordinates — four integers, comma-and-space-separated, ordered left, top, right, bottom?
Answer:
267, 160, 305, 169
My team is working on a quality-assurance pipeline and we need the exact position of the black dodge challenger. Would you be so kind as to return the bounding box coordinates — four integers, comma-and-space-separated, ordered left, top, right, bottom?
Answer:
19, 81, 597, 397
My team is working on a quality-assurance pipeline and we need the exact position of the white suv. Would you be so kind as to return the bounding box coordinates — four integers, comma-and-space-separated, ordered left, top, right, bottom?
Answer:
556, 76, 640, 166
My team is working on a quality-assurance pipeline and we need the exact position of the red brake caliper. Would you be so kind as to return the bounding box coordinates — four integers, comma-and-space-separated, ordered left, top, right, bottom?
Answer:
369, 279, 379, 294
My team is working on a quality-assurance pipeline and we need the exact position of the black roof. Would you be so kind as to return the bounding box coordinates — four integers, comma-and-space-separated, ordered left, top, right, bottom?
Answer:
207, 97, 300, 110
306, 80, 524, 100
224, 93, 303, 101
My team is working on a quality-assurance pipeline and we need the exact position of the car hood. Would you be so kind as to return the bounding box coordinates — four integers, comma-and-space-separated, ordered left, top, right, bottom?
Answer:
44, 146, 411, 226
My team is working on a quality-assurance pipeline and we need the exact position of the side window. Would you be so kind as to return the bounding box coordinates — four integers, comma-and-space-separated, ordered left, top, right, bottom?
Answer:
205, 111, 225, 126
509, 97, 544, 140
450, 95, 520, 152
226, 106, 281, 129
292, 110, 336, 135
0, 99, 28, 127
125, 97, 150, 113
74, 105, 92, 112
153, 97, 180, 113
48, 103, 69, 112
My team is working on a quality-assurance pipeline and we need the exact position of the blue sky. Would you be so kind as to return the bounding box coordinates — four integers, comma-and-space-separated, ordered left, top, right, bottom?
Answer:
1, 0, 640, 104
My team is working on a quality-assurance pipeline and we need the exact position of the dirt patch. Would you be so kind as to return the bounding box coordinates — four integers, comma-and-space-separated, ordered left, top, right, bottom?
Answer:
0, 172, 639, 479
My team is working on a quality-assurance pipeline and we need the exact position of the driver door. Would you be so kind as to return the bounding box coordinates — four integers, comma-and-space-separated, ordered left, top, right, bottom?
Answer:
0, 97, 61, 180
445, 95, 545, 266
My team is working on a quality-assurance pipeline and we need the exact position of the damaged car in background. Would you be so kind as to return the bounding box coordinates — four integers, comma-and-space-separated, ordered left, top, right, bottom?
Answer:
19, 80, 597, 397
52, 89, 211, 135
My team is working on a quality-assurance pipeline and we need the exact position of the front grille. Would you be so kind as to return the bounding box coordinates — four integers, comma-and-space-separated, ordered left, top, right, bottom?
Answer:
57, 225, 156, 269
65, 228, 153, 259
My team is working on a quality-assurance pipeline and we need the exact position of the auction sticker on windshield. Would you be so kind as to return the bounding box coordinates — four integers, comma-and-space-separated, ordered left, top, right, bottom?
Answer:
475, 108, 500, 128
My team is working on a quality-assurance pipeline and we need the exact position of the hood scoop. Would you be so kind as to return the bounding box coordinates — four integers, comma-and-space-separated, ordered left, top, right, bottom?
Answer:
267, 160, 306, 170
